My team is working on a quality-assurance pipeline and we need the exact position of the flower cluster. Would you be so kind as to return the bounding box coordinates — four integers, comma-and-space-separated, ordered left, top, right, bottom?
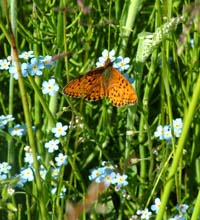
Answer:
0, 51, 59, 96
0, 119, 69, 185
16, 144, 68, 195
95, 49, 134, 83
0, 114, 34, 137
0, 162, 12, 180
130, 198, 189, 220
0, 114, 15, 129
89, 161, 128, 189
3, 121, 69, 197
44, 122, 68, 165
132, 199, 160, 220
44, 122, 68, 153
154, 118, 183, 142
135, 208, 152, 220
169, 204, 189, 220
2, 51, 54, 79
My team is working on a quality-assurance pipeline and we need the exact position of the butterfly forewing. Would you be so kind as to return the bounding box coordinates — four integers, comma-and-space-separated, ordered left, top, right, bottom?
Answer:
63, 68, 106, 101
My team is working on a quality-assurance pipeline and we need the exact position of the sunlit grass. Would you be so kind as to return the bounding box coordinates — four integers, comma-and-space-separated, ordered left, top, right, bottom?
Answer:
0, 0, 199, 219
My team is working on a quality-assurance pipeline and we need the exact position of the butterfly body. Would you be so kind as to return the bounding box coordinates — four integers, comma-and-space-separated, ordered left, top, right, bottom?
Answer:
63, 59, 137, 107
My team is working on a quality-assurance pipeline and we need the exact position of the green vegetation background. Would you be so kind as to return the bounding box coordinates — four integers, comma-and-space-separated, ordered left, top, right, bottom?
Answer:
0, 0, 200, 219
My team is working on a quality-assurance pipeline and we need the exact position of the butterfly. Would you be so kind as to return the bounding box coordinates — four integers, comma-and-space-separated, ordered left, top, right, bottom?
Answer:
63, 59, 137, 107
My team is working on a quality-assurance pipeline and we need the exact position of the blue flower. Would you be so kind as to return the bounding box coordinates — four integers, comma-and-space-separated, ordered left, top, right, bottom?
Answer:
130, 214, 138, 219
28, 57, 44, 76
173, 118, 183, 138
8, 124, 26, 136
59, 187, 67, 198
151, 198, 161, 214
154, 125, 164, 140
23, 146, 40, 165
169, 215, 186, 220
24, 152, 34, 164
39, 55, 55, 69
44, 139, 60, 153
96, 49, 116, 67
0, 120, 5, 129
51, 167, 61, 179
21, 63, 29, 77
0, 59, 10, 70
163, 125, 172, 142
39, 167, 47, 180
114, 173, 128, 187
176, 204, 189, 213
154, 118, 183, 142
2, 114, 15, 124
42, 78, 59, 96
0, 114, 15, 128
89, 163, 115, 184
9, 64, 18, 79
51, 122, 68, 138
0, 162, 12, 174
89, 167, 105, 182
140, 208, 152, 220
113, 56, 130, 72
20, 167, 34, 182
55, 153, 68, 166
154, 124, 173, 142
9, 62, 29, 79
0, 173, 7, 180
6, 52, 55, 80
103, 172, 116, 186
51, 186, 67, 198
89, 162, 128, 188
19, 51, 34, 60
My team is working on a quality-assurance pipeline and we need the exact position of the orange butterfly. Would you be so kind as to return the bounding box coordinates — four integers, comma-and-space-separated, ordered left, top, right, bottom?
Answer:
63, 59, 137, 107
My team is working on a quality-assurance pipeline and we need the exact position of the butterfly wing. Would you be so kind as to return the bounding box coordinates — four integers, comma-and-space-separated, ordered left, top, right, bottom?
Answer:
107, 67, 138, 107
63, 68, 106, 101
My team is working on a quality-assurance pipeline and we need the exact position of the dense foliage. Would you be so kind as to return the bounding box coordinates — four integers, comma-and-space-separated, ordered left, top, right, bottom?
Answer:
0, 0, 200, 219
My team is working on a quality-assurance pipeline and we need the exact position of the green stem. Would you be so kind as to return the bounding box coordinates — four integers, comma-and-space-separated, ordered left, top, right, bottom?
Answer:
13, 44, 47, 220
120, 0, 143, 175
156, 73, 200, 219
7, 0, 16, 173
137, 51, 158, 196
1, 1, 48, 218
46, 0, 64, 133
191, 188, 200, 219
54, 1, 66, 218
120, 0, 140, 52
28, 76, 56, 129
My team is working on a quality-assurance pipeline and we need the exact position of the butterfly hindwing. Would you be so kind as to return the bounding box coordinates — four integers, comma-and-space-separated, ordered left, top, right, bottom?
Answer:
107, 67, 138, 106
